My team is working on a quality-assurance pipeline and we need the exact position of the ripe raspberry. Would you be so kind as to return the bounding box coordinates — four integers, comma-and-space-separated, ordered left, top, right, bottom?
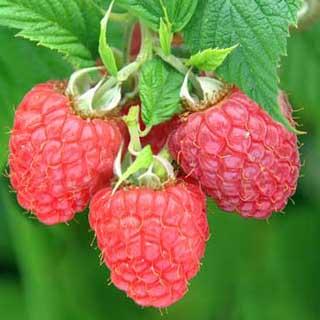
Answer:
169, 88, 300, 219
89, 181, 209, 308
121, 101, 179, 154
9, 82, 126, 225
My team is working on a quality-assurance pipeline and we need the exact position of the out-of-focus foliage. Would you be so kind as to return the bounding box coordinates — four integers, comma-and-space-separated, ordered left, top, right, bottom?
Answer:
282, 22, 320, 131
1, 20, 320, 320
281, 21, 320, 201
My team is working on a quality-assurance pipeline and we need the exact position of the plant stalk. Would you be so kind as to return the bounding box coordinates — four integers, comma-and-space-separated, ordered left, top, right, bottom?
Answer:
154, 47, 204, 99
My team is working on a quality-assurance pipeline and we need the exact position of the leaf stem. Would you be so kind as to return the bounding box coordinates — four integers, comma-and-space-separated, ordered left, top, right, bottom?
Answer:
123, 105, 143, 155
122, 19, 136, 65
137, 23, 154, 62
154, 47, 203, 99
117, 23, 153, 82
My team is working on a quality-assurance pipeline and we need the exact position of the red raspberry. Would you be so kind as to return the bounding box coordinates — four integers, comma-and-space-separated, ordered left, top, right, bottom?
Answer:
89, 181, 209, 308
9, 82, 126, 225
169, 88, 300, 219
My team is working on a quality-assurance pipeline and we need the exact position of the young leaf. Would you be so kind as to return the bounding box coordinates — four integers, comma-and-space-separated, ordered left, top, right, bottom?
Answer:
0, 0, 103, 68
159, 17, 173, 56
186, 46, 238, 71
184, 0, 303, 130
117, 0, 198, 32
99, 0, 118, 77
139, 58, 184, 126
158, 1, 173, 56
165, 0, 198, 31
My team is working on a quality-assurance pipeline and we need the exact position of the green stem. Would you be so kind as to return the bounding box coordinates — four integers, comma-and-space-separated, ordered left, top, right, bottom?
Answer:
118, 105, 176, 189
136, 23, 153, 63
122, 19, 136, 65
172, 46, 191, 58
109, 12, 131, 23
112, 47, 124, 68
123, 106, 142, 154
139, 125, 152, 137
154, 47, 203, 99
117, 23, 153, 82
91, 25, 153, 109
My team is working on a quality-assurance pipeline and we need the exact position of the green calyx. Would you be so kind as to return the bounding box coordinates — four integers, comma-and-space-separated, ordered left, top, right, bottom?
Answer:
113, 145, 154, 193
180, 72, 230, 112
66, 68, 121, 118
67, 2, 153, 118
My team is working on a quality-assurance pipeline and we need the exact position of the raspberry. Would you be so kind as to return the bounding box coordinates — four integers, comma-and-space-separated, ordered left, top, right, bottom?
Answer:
9, 82, 126, 225
89, 181, 209, 308
169, 88, 300, 219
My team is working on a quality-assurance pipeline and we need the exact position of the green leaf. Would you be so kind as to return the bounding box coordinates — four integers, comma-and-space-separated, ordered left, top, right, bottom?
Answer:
184, 0, 303, 129
117, 0, 198, 31
0, 0, 103, 68
0, 27, 71, 172
186, 46, 238, 71
139, 58, 184, 126
159, 17, 173, 56
158, 0, 173, 55
164, 0, 199, 31
99, 0, 118, 77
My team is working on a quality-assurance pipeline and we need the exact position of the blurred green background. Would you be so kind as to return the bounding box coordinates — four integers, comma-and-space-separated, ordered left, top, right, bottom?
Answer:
1, 20, 320, 320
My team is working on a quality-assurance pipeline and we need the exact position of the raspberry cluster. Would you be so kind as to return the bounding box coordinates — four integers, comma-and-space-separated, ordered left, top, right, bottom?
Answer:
8, 81, 300, 308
